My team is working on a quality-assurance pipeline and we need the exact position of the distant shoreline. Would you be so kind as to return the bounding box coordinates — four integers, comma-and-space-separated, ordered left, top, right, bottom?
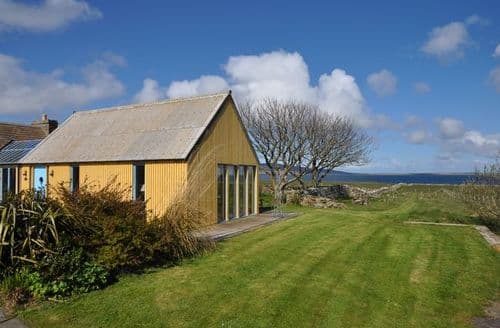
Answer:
260, 172, 474, 185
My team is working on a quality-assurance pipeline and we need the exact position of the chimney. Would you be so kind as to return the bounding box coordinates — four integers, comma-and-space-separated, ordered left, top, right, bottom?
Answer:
32, 114, 58, 135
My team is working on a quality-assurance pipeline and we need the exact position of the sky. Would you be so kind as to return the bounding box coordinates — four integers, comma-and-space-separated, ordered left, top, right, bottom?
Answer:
0, 0, 499, 173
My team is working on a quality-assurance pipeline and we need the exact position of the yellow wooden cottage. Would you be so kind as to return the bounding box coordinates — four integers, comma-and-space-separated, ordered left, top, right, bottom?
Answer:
19, 92, 259, 224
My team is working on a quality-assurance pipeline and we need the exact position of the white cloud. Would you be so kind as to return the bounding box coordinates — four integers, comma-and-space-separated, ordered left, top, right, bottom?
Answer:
404, 115, 423, 127
437, 117, 465, 139
494, 44, 500, 58
407, 130, 430, 144
366, 69, 397, 97
136, 50, 388, 128
445, 130, 500, 158
166, 75, 229, 99
489, 66, 500, 93
133, 75, 229, 104
421, 21, 470, 61
316, 69, 369, 124
0, 0, 101, 32
432, 117, 500, 158
224, 51, 315, 102
436, 152, 454, 162
405, 116, 499, 159
0, 52, 125, 115
134, 78, 163, 103
465, 14, 489, 26
414, 82, 431, 94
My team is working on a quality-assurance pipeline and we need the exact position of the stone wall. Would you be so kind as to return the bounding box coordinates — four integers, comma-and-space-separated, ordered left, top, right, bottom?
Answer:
285, 184, 405, 208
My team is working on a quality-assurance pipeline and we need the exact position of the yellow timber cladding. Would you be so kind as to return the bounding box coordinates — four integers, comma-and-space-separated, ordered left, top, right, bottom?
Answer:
187, 99, 259, 222
18, 97, 259, 224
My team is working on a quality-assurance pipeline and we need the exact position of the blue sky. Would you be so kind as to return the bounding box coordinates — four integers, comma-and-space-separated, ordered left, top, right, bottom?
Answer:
0, 0, 499, 173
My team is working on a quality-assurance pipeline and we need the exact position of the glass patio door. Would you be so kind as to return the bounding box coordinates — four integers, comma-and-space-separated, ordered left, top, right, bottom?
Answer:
227, 166, 236, 220
217, 165, 225, 223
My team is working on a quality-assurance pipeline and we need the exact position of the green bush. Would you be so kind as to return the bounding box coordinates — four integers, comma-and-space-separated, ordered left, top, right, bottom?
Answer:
0, 268, 32, 315
28, 253, 109, 298
53, 181, 214, 272
1, 180, 214, 313
52, 182, 159, 272
458, 160, 500, 232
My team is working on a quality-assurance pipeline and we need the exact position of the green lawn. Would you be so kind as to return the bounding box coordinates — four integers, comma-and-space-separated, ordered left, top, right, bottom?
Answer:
21, 186, 500, 327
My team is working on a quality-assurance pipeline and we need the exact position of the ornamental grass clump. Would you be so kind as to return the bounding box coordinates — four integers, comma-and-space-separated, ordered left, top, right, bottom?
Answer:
152, 191, 215, 263
0, 191, 62, 269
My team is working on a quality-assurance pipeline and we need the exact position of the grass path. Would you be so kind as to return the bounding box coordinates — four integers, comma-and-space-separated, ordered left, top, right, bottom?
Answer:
21, 197, 500, 327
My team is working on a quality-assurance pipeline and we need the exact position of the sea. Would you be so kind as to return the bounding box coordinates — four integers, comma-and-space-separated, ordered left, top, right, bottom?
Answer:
261, 171, 474, 185
322, 172, 474, 185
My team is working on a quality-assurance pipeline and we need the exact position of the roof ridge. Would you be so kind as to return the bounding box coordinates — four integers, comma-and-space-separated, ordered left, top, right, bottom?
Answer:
0, 121, 40, 128
75, 91, 231, 116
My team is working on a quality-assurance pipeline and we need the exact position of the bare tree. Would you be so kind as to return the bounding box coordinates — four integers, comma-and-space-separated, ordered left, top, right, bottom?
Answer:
306, 112, 372, 188
240, 98, 372, 207
240, 99, 310, 206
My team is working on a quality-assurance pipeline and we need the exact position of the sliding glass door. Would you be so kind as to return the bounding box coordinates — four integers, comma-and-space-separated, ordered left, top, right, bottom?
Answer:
227, 166, 236, 220
217, 164, 256, 222
239, 167, 246, 217
247, 166, 255, 215
217, 166, 225, 223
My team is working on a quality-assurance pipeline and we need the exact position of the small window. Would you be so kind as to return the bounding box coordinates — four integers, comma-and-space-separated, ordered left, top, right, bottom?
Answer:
133, 164, 145, 201
71, 166, 80, 192
1, 167, 16, 198
8, 168, 16, 194
0, 168, 8, 202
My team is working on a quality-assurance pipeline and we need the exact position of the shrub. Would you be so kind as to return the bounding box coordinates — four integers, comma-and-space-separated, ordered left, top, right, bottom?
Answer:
51, 181, 152, 272
458, 160, 500, 232
0, 268, 32, 315
53, 180, 214, 271
29, 248, 109, 298
1, 180, 214, 313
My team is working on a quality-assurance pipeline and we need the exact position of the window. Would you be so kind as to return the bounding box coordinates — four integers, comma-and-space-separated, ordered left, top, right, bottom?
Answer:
9, 168, 15, 194
238, 166, 246, 217
0, 168, 15, 202
133, 164, 145, 201
70, 166, 80, 192
217, 165, 225, 223
247, 166, 255, 215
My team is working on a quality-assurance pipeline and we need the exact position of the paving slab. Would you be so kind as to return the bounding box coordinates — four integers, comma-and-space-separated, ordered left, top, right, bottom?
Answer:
198, 211, 299, 241
472, 317, 500, 328
0, 310, 27, 328
0, 318, 28, 328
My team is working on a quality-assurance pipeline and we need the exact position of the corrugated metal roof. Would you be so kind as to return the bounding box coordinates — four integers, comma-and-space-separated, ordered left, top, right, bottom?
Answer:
0, 139, 42, 165
20, 92, 230, 164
